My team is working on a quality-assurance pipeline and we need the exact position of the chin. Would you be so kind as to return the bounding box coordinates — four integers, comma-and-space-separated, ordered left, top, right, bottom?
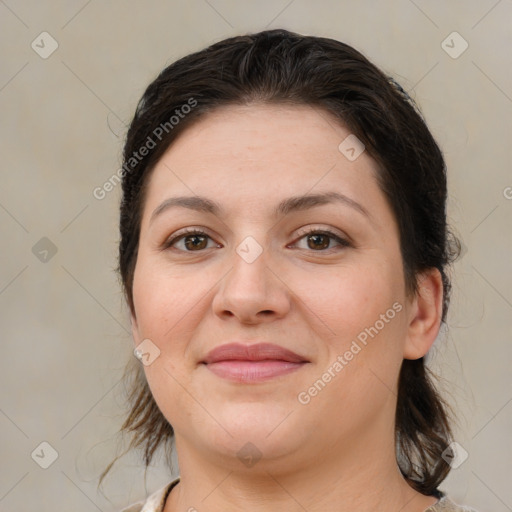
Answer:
202, 405, 302, 462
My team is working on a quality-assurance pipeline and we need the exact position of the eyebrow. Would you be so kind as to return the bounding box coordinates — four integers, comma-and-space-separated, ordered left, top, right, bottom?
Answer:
150, 191, 373, 224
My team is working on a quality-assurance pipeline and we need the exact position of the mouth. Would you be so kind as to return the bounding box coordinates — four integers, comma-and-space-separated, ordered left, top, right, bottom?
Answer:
201, 342, 309, 383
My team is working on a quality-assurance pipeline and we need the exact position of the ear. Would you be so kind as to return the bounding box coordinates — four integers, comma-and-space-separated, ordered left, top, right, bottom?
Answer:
403, 268, 444, 360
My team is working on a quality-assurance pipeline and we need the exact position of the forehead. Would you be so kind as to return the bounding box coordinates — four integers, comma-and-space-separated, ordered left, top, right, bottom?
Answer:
140, 103, 388, 226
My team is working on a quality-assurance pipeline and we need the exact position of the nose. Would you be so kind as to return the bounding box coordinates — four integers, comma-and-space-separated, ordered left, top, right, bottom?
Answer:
212, 243, 291, 325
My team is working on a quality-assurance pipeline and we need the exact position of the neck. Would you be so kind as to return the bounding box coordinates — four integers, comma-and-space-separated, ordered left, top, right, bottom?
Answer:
164, 431, 438, 512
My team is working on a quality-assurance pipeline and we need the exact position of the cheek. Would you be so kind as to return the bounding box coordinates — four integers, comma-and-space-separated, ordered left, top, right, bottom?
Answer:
303, 263, 404, 334
298, 267, 406, 420
303, 261, 407, 388
132, 256, 204, 340
132, 259, 199, 420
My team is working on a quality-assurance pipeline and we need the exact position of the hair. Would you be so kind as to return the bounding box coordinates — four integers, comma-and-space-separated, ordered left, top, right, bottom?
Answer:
100, 28, 461, 495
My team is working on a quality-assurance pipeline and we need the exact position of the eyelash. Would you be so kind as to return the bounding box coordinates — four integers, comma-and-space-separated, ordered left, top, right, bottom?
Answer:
163, 226, 351, 253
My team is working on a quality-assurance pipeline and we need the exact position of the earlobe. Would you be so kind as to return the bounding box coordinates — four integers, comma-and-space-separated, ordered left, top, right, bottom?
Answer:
403, 268, 444, 360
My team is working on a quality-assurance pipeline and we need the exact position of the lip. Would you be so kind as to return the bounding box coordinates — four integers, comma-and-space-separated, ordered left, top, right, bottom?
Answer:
201, 342, 309, 383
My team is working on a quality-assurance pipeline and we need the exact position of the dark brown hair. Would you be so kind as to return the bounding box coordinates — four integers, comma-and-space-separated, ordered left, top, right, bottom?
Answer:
100, 29, 461, 495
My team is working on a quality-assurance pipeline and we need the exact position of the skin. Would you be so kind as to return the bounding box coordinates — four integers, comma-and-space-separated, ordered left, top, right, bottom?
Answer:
130, 103, 444, 512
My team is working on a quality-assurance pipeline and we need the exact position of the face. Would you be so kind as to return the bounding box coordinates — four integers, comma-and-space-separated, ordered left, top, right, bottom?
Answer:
130, 103, 418, 472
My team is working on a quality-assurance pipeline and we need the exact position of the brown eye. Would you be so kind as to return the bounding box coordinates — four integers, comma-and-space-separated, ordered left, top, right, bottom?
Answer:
183, 234, 209, 251
292, 228, 350, 252
306, 233, 331, 250
165, 229, 219, 252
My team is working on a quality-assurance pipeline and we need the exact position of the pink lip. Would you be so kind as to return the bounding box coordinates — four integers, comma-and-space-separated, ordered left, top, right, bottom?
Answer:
201, 343, 309, 383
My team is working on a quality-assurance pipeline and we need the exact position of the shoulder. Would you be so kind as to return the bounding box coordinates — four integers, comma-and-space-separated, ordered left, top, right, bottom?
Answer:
426, 493, 480, 512
120, 478, 180, 512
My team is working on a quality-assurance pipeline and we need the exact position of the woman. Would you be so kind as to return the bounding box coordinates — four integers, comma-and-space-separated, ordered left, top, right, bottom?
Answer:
101, 29, 478, 511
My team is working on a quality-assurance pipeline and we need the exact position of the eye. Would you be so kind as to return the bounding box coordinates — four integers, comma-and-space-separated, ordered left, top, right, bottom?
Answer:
163, 227, 351, 253
163, 228, 221, 252
291, 227, 351, 252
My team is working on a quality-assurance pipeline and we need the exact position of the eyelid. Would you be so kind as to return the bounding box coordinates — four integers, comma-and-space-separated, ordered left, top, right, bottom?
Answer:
162, 224, 352, 252
161, 226, 221, 250
294, 224, 348, 240
290, 225, 351, 250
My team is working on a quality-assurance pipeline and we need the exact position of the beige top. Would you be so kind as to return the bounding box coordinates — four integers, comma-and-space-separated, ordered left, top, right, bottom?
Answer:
121, 478, 480, 512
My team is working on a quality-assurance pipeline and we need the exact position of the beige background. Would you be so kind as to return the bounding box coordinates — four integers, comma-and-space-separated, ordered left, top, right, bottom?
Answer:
1, 1, 511, 511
